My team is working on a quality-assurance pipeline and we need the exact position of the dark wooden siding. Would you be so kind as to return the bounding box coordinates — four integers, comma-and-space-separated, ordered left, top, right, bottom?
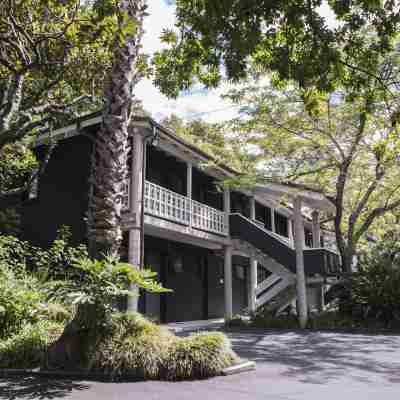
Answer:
21, 134, 93, 247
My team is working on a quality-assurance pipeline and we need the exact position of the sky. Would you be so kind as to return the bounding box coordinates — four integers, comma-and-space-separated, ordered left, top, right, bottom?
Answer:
135, 0, 337, 124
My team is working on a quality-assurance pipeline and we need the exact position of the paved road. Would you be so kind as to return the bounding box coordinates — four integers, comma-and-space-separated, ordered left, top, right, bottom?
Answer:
1, 330, 400, 400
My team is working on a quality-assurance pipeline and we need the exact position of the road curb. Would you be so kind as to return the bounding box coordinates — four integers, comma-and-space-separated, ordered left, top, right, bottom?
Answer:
0, 361, 256, 380
222, 360, 256, 375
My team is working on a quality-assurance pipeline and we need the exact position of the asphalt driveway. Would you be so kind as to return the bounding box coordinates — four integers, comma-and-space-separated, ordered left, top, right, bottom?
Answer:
1, 330, 400, 400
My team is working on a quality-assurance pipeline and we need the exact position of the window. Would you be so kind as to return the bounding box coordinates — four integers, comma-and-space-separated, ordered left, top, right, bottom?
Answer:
275, 212, 288, 237
305, 228, 313, 247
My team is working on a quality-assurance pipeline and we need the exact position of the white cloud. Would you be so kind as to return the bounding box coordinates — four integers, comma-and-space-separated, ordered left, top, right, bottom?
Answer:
135, 0, 237, 123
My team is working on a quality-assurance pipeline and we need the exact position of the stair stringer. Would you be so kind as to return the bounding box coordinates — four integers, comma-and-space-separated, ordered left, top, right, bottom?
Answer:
231, 239, 295, 280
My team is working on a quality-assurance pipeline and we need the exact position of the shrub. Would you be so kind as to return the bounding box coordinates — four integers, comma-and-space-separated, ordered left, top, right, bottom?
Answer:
0, 235, 32, 275
0, 262, 44, 338
0, 320, 63, 369
338, 228, 400, 326
92, 313, 173, 379
92, 312, 239, 380
32, 226, 88, 281
251, 309, 298, 329
225, 315, 250, 328
163, 332, 238, 380
308, 310, 389, 331
0, 259, 71, 339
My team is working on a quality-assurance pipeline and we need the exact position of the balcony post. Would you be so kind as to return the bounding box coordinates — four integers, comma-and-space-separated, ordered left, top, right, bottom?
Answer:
127, 131, 144, 312
311, 210, 321, 248
249, 258, 257, 313
224, 245, 233, 320
187, 162, 192, 227
223, 187, 230, 233
293, 196, 308, 328
288, 218, 294, 246
248, 196, 257, 313
249, 196, 256, 220
271, 207, 276, 233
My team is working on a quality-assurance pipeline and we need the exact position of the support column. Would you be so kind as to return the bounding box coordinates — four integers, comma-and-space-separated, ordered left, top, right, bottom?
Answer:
288, 218, 294, 246
249, 197, 256, 220
127, 132, 144, 312
223, 187, 230, 232
224, 245, 233, 321
293, 197, 308, 328
271, 208, 276, 232
187, 162, 192, 227
248, 197, 257, 312
311, 210, 321, 248
249, 258, 257, 313
319, 285, 325, 312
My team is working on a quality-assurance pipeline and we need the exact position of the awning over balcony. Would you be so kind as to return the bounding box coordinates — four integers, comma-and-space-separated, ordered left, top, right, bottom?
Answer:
254, 181, 335, 212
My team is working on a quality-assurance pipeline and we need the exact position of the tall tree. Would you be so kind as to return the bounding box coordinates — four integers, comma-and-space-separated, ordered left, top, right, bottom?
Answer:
48, 0, 152, 369
0, 0, 120, 198
87, 0, 147, 258
153, 1, 400, 98
223, 74, 400, 273
161, 114, 257, 175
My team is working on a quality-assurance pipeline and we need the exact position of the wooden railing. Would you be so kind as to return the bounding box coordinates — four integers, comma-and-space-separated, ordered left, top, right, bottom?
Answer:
123, 180, 228, 236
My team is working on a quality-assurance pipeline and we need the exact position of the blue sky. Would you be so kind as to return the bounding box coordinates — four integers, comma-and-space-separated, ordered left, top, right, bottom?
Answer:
135, 1, 336, 123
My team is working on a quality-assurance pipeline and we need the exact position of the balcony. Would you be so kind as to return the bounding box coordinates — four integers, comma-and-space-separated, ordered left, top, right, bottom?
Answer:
123, 180, 228, 236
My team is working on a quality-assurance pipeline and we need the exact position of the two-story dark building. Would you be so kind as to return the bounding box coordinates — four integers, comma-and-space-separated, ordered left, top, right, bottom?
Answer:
22, 112, 340, 323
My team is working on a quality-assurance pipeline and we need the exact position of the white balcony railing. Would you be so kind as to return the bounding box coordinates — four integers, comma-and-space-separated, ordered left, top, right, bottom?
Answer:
144, 180, 191, 226
123, 180, 228, 236
192, 199, 227, 235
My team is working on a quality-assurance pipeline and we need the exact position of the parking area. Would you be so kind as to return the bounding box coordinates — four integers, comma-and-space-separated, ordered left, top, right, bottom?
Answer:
1, 329, 400, 400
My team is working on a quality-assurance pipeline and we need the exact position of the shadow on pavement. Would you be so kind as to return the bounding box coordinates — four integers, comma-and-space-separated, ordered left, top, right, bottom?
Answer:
0, 376, 90, 400
225, 330, 400, 384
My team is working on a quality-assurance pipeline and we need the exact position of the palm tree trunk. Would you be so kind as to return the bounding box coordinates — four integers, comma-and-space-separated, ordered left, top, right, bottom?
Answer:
88, 0, 147, 258
47, 0, 147, 369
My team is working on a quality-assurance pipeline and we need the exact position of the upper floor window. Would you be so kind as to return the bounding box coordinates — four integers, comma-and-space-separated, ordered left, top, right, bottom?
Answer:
275, 212, 288, 237
305, 228, 313, 247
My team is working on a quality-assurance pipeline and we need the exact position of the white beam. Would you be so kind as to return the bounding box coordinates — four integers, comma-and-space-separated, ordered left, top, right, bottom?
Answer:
127, 132, 144, 312
288, 218, 294, 246
224, 187, 230, 232
271, 208, 276, 233
293, 197, 308, 328
249, 258, 257, 313
187, 162, 193, 227
249, 197, 256, 220
224, 245, 233, 320
311, 210, 321, 248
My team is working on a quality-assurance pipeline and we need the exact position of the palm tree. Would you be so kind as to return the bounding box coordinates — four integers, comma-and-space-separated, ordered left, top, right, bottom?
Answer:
47, 0, 148, 369
88, 0, 147, 258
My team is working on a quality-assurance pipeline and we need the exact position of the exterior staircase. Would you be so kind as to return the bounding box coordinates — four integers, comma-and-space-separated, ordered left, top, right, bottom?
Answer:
230, 213, 341, 313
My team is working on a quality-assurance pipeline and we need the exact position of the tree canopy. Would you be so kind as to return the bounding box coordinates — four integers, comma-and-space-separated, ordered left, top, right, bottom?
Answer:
223, 69, 400, 271
161, 114, 257, 176
0, 0, 125, 150
153, 1, 400, 97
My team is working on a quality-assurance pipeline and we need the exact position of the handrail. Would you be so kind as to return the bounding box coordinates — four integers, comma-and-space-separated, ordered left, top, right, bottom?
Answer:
123, 179, 228, 236
230, 213, 292, 248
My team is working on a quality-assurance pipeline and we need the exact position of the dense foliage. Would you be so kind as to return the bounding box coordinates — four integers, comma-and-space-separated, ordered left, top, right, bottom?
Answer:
93, 312, 238, 380
0, 0, 125, 151
347, 228, 400, 325
161, 114, 257, 177
154, 1, 400, 97
0, 232, 239, 379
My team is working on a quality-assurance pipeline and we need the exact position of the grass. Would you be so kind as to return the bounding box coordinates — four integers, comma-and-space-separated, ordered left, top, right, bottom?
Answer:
92, 313, 239, 380
0, 312, 240, 380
